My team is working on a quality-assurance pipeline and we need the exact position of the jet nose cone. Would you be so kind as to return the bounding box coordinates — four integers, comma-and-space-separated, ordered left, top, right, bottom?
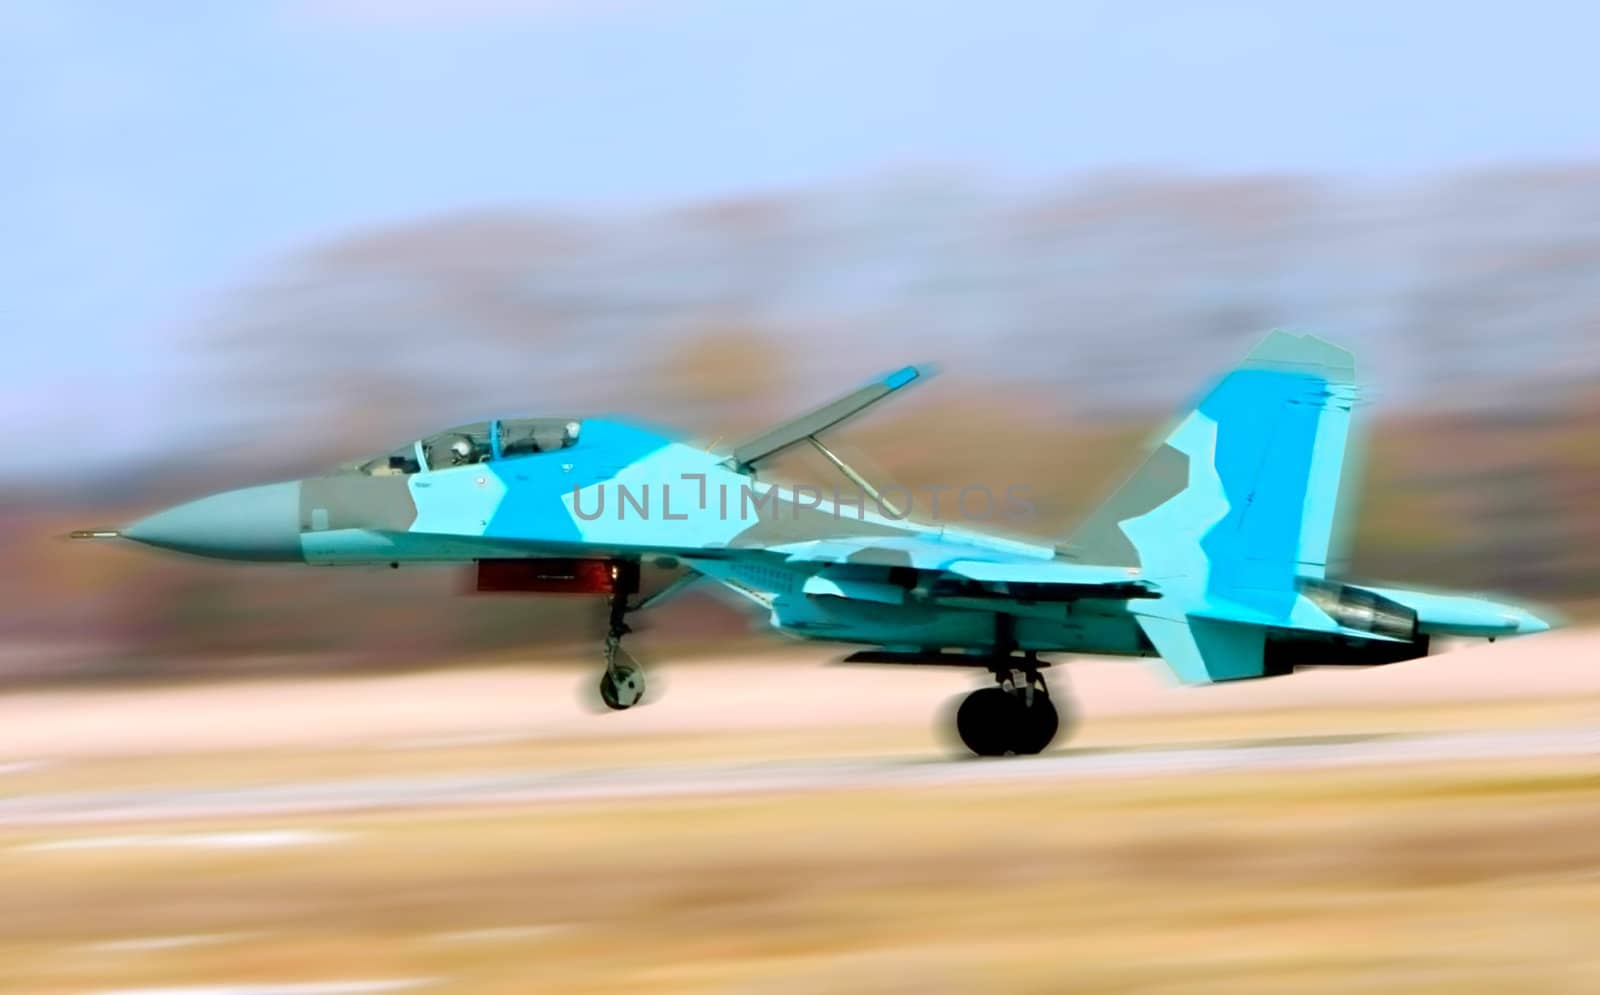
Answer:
124, 482, 304, 562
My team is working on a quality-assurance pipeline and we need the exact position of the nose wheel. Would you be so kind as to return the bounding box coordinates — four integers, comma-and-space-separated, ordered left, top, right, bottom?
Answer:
954, 666, 1064, 757
598, 631, 646, 710
586, 560, 704, 711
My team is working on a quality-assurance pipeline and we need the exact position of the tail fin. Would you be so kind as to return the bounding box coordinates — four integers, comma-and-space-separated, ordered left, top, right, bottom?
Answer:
1067, 331, 1359, 590
1068, 331, 1360, 684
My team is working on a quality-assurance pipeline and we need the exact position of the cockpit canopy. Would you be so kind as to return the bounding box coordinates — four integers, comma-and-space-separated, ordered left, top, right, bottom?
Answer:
352, 418, 582, 476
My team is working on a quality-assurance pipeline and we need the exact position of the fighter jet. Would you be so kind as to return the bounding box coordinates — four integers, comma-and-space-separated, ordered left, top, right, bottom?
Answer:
75, 332, 1553, 755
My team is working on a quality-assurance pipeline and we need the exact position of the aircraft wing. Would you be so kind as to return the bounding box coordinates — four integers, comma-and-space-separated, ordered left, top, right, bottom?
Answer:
727, 365, 932, 471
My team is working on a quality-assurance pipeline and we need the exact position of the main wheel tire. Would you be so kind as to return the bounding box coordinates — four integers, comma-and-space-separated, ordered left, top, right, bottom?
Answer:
599, 662, 645, 710
1011, 693, 1060, 755
955, 687, 1022, 756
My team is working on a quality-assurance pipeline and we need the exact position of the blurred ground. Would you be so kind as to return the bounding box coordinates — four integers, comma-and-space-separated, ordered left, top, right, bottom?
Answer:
3, 629, 1597, 763
1, 634, 1596, 993
5, 763, 1599, 995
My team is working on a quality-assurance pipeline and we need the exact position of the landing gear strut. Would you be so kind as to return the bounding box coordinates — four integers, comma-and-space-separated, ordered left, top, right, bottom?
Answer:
954, 657, 1065, 757
597, 564, 646, 710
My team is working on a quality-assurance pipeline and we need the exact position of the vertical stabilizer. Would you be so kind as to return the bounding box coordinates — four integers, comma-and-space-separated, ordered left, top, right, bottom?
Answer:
1068, 331, 1358, 587
1067, 331, 1361, 683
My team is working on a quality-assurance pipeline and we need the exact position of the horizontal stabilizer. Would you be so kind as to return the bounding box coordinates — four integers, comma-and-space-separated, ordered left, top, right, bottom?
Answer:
728, 365, 932, 470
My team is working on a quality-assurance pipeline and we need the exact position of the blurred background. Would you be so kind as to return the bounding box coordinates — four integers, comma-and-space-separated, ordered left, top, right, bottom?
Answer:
5, 5, 1600, 994
5, 2, 1599, 683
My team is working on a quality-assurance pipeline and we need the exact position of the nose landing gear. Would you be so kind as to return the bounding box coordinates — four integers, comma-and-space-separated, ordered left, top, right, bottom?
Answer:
592, 560, 702, 711
597, 564, 647, 710
598, 610, 646, 710
954, 659, 1065, 757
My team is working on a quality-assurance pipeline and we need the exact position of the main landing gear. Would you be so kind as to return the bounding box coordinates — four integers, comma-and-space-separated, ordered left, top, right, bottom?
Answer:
954, 659, 1066, 757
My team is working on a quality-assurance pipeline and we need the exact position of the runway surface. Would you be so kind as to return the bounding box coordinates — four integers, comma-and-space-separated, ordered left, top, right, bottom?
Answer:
2, 724, 1596, 828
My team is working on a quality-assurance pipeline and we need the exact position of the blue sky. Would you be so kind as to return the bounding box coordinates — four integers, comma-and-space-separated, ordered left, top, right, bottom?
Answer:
3, 0, 1597, 463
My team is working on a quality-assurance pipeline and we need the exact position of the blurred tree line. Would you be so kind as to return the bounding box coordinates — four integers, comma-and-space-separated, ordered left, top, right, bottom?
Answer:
7, 166, 1600, 682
